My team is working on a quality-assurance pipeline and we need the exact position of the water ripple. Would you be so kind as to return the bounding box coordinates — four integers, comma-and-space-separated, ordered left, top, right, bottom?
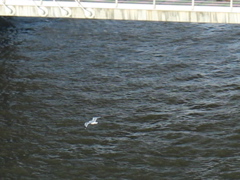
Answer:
1, 18, 240, 179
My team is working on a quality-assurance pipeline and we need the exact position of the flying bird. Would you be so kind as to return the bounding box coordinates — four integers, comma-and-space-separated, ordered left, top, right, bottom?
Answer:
84, 117, 100, 128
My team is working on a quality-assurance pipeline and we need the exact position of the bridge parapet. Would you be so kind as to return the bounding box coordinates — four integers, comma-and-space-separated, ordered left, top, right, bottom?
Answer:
1, 0, 240, 23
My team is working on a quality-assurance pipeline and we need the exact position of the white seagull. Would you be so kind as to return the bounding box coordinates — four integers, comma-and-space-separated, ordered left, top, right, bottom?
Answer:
84, 117, 100, 128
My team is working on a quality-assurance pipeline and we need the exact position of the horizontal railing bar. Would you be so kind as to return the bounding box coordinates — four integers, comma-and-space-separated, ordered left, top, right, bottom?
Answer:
2, 0, 239, 8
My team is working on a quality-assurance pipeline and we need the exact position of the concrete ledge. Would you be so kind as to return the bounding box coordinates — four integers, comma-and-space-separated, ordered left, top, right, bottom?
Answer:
1, 1, 240, 23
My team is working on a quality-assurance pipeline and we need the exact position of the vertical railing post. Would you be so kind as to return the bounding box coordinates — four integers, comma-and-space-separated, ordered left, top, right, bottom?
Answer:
230, 0, 233, 11
115, 0, 118, 8
191, 0, 194, 10
153, 0, 156, 9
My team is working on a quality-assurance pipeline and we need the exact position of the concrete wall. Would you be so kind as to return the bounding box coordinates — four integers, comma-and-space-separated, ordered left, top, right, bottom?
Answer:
89, 9, 235, 23
1, 2, 240, 24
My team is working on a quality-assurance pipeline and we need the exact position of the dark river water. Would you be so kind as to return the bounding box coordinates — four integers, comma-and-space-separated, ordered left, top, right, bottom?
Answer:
0, 17, 240, 179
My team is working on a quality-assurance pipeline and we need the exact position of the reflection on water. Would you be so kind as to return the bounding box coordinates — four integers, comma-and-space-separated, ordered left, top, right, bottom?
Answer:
0, 18, 240, 179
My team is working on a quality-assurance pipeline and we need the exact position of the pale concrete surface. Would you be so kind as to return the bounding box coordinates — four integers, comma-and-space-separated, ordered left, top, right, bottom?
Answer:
1, 0, 240, 23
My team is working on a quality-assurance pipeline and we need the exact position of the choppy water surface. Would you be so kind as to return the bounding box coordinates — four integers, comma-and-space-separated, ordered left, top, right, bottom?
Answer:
0, 18, 240, 179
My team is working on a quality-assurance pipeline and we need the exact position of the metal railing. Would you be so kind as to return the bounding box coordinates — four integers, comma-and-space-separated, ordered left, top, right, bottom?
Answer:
54, 0, 236, 7
1, 0, 238, 8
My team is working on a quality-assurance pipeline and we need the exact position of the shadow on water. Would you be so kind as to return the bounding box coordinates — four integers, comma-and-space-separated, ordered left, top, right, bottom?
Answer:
0, 16, 17, 115
0, 19, 28, 178
0, 17, 14, 29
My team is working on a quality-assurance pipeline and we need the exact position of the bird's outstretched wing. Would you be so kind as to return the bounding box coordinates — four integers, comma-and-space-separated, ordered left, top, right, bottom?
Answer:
92, 117, 100, 122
